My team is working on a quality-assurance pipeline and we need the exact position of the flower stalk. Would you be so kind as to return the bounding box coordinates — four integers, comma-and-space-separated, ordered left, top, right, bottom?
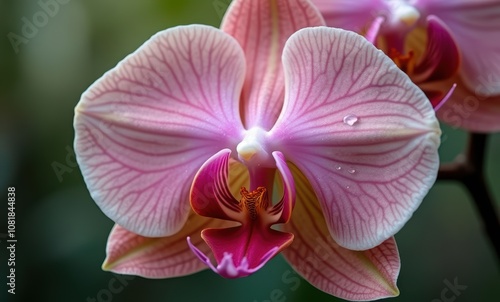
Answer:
438, 133, 500, 264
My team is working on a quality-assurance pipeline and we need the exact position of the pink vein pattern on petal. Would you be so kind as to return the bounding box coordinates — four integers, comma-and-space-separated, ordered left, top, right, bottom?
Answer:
221, 0, 325, 130
282, 165, 400, 301
102, 213, 236, 278
417, 0, 500, 94
311, 0, 387, 32
271, 28, 440, 250
74, 25, 246, 237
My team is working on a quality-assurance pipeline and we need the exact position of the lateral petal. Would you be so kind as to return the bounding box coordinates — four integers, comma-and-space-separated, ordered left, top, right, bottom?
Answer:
221, 0, 324, 129
272, 27, 440, 250
74, 25, 246, 237
102, 212, 234, 278
282, 164, 400, 301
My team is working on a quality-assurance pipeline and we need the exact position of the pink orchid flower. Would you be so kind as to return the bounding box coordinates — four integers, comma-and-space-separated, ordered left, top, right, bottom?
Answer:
74, 0, 440, 300
312, 0, 500, 132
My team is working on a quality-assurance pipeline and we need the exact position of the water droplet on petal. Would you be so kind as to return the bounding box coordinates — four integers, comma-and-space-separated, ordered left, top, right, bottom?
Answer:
343, 114, 359, 126
348, 169, 356, 174
346, 185, 350, 189
335, 166, 342, 171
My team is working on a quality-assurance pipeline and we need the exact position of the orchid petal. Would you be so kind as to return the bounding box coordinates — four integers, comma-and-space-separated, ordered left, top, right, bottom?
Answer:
272, 27, 440, 250
437, 76, 500, 133
412, 16, 460, 83
418, 0, 500, 94
311, 0, 387, 33
74, 25, 246, 237
282, 164, 400, 301
221, 0, 324, 129
102, 213, 235, 278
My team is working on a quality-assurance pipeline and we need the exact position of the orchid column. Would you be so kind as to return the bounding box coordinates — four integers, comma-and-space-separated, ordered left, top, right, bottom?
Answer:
74, 0, 441, 300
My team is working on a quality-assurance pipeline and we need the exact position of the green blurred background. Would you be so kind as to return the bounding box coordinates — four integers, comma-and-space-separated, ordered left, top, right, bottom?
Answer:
0, 0, 498, 301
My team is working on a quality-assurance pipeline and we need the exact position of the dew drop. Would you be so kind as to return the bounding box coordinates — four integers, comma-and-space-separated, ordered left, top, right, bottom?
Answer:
343, 114, 359, 126
335, 166, 342, 171
348, 169, 356, 174
346, 185, 350, 189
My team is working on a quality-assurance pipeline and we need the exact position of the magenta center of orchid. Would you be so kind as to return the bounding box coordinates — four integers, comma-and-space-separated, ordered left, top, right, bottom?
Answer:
188, 149, 295, 279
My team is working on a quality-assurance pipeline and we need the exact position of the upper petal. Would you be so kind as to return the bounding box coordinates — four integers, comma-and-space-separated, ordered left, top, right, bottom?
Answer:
74, 25, 246, 237
417, 0, 500, 94
271, 27, 440, 250
221, 0, 325, 130
282, 164, 400, 301
311, 0, 388, 32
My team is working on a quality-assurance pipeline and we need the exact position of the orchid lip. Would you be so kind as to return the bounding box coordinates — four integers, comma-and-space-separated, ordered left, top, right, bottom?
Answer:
187, 237, 278, 279
188, 150, 295, 278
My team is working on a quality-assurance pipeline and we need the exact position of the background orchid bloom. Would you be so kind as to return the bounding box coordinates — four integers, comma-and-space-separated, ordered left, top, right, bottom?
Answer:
312, 0, 500, 132
74, 0, 440, 300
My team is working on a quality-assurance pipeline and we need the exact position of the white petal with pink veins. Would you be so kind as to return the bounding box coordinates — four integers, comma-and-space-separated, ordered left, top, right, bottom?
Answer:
271, 27, 440, 250
74, 25, 246, 237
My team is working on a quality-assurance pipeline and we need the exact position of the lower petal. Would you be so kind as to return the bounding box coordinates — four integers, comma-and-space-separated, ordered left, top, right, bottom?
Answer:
282, 164, 400, 301
102, 212, 235, 278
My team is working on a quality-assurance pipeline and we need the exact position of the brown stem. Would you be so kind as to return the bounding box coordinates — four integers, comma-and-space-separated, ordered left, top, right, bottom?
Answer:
437, 133, 500, 264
